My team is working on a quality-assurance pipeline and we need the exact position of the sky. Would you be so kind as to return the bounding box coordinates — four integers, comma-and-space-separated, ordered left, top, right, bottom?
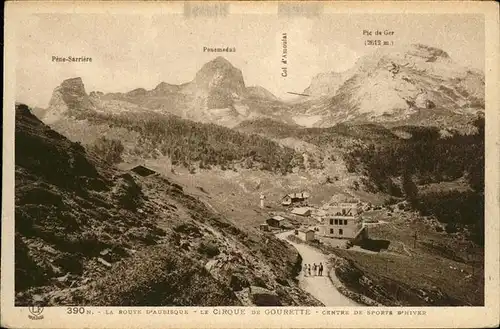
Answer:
15, 13, 484, 108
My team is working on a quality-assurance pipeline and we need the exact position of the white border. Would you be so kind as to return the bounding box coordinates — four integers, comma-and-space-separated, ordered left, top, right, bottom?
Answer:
2, 1, 499, 328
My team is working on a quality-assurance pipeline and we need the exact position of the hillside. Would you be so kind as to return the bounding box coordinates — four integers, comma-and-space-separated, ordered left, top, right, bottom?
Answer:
49, 110, 303, 175
236, 118, 400, 144
294, 44, 484, 130
15, 104, 321, 307
343, 115, 485, 243
37, 72, 304, 175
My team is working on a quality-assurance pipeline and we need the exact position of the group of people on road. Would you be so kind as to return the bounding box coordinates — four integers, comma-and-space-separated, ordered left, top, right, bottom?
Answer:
303, 262, 324, 277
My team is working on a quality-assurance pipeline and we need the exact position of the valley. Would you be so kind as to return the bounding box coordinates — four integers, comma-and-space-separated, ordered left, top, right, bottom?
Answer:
15, 104, 322, 307
15, 43, 485, 307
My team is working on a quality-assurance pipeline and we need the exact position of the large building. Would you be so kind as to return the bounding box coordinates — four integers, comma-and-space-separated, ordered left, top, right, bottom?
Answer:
331, 203, 362, 216
320, 202, 363, 239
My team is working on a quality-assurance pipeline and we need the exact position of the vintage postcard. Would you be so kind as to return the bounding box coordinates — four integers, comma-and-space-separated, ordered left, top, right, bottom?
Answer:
2, 1, 499, 328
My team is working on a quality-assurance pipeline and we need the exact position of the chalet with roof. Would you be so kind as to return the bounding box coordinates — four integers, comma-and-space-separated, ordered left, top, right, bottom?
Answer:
291, 207, 312, 217
295, 227, 316, 241
259, 223, 270, 232
266, 215, 285, 228
130, 165, 156, 177
281, 191, 310, 206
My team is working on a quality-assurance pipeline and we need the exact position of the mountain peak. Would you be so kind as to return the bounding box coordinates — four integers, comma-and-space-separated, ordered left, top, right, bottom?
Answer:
192, 57, 246, 108
297, 43, 484, 128
209, 56, 234, 67
45, 77, 93, 123
367, 43, 451, 64
245, 86, 279, 101
58, 77, 86, 93
406, 43, 450, 61
62, 76, 84, 84
197, 56, 239, 75
50, 77, 89, 107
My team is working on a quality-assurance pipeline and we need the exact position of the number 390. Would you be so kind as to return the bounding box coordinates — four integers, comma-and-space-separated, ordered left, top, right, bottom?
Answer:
67, 307, 86, 314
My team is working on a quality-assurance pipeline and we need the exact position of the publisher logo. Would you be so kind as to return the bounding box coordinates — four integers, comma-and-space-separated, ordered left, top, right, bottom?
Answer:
28, 306, 44, 320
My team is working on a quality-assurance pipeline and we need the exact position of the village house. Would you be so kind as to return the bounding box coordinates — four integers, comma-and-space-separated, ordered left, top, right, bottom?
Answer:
320, 202, 364, 239
291, 207, 312, 217
129, 165, 156, 177
266, 215, 285, 228
295, 227, 315, 241
259, 223, 270, 232
281, 191, 310, 206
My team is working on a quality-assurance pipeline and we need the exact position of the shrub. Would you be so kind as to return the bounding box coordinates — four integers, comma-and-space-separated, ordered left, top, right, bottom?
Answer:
384, 197, 398, 206
82, 111, 299, 174
15, 236, 49, 291
445, 223, 458, 234
87, 245, 239, 306
90, 137, 124, 164
198, 240, 220, 258
286, 234, 303, 244
353, 180, 360, 190
402, 172, 418, 203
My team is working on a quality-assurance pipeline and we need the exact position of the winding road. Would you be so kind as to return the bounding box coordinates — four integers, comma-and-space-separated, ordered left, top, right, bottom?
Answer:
276, 231, 359, 306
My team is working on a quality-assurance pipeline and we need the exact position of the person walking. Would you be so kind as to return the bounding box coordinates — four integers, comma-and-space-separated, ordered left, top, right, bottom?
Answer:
313, 263, 317, 276
303, 264, 308, 277
307, 264, 311, 276
319, 262, 324, 276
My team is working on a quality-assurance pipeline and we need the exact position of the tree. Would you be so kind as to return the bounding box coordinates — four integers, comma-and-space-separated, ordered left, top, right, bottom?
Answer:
353, 180, 360, 190
244, 158, 254, 169
402, 172, 418, 204
384, 177, 401, 196
468, 115, 485, 193
91, 137, 124, 164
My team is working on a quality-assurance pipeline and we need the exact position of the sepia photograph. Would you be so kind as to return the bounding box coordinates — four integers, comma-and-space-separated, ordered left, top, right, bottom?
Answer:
2, 1, 499, 328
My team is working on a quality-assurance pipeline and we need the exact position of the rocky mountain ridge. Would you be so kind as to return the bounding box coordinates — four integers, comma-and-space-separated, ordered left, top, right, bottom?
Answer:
293, 44, 484, 129
40, 44, 484, 132
43, 57, 289, 128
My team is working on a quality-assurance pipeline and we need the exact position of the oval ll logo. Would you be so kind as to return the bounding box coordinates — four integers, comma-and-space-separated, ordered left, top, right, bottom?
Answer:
29, 306, 44, 316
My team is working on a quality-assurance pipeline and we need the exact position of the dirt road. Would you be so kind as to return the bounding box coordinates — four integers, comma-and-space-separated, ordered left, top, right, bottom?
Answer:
276, 231, 359, 306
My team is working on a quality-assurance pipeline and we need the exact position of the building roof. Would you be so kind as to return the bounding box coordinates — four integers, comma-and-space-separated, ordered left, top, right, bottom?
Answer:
329, 215, 360, 220
291, 207, 311, 215
339, 202, 360, 208
129, 165, 156, 177
283, 192, 310, 199
270, 215, 285, 221
327, 201, 359, 207
298, 227, 315, 233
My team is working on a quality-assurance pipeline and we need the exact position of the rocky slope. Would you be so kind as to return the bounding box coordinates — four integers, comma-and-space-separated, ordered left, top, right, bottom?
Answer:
42, 57, 290, 128
303, 71, 351, 98
40, 45, 483, 131
294, 44, 484, 130
15, 103, 321, 307
43, 77, 97, 123
330, 207, 485, 307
